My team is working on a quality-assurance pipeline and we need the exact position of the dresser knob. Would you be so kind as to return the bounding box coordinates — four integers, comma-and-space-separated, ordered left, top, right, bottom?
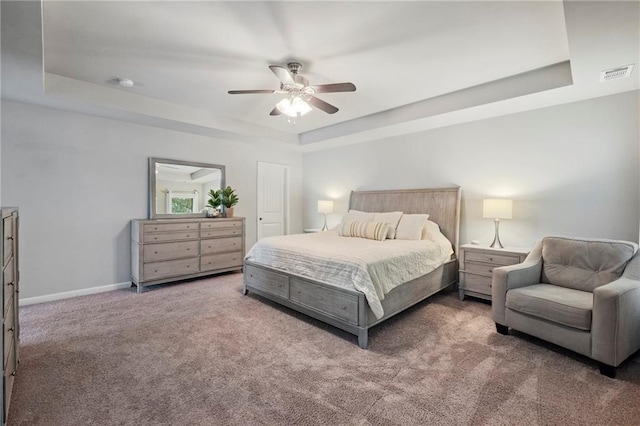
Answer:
10, 371, 15, 377
250, 274, 253, 278
489, 269, 493, 273
154, 270, 158, 273
154, 237, 158, 240
154, 251, 158, 254
297, 290, 301, 294
187, 248, 190, 251
278, 284, 282, 288
341, 305, 347, 310
489, 257, 493, 261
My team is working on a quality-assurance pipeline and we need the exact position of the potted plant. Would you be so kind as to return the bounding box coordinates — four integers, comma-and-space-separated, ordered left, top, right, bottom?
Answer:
220, 186, 239, 217
206, 189, 223, 217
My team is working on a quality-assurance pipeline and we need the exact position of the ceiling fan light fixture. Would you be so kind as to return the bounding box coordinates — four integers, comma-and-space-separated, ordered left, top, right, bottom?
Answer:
276, 95, 312, 117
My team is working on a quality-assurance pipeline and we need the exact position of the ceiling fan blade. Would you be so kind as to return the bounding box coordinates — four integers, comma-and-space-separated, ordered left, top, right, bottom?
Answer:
308, 96, 339, 114
269, 106, 281, 116
269, 65, 295, 85
228, 90, 275, 94
311, 82, 356, 93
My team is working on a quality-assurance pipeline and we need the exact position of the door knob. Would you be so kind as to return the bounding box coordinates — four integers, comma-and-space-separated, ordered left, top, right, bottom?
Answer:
259, 218, 263, 221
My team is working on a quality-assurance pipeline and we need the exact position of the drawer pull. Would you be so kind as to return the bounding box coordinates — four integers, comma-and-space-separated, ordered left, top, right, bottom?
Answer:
8, 327, 14, 332
10, 371, 16, 377
154, 237, 158, 240
186, 248, 190, 251
250, 274, 253, 278
154, 251, 158, 254
488, 257, 493, 261
488, 269, 493, 273
278, 284, 282, 288
154, 270, 158, 273
7, 237, 13, 241
341, 305, 347, 310
186, 235, 191, 238
7, 282, 14, 286
297, 290, 301, 294
489, 283, 493, 288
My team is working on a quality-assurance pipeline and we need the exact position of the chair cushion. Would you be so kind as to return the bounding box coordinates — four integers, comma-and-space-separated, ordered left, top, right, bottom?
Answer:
506, 284, 593, 331
541, 237, 638, 292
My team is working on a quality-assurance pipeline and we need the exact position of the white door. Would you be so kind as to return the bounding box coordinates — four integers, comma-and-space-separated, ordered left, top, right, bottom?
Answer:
257, 162, 289, 240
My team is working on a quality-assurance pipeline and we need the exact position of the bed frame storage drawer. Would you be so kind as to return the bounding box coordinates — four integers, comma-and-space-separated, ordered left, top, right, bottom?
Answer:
290, 279, 359, 325
143, 241, 199, 262
245, 264, 289, 298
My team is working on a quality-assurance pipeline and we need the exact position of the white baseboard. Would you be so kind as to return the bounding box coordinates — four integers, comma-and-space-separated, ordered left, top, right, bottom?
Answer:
19, 282, 133, 306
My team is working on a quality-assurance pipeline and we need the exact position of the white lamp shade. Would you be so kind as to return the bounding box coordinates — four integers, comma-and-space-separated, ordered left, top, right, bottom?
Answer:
317, 200, 334, 214
483, 199, 513, 219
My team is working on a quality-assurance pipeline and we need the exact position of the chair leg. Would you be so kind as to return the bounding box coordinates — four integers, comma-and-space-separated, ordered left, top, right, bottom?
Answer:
599, 362, 617, 378
495, 323, 509, 335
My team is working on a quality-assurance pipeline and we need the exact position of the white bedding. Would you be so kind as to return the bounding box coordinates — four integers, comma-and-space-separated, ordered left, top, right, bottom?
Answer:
245, 230, 453, 319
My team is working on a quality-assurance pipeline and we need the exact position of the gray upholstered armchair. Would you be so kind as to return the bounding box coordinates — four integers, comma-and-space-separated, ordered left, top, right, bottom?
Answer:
492, 236, 640, 378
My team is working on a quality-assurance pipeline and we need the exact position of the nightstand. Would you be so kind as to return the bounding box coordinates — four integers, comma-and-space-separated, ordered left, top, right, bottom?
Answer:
458, 244, 529, 301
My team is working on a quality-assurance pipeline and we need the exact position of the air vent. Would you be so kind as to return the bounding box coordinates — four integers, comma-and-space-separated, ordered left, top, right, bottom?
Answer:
600, 64, 634, 82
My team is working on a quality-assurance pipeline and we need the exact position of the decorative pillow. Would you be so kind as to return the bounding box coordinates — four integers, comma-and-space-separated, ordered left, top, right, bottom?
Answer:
395, 214, 430, 240
338, 221, 390, 241
373, 211, 403, 239
422, 219, 439, 239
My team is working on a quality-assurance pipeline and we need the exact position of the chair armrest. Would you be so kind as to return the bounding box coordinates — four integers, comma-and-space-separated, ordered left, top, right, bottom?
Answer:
592, 275, 640, 366
491, 258, 542, 325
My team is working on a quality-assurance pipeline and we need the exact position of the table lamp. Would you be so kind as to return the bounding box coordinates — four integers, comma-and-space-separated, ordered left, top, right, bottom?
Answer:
317, 200, 334, 231
483, 199, 513, 248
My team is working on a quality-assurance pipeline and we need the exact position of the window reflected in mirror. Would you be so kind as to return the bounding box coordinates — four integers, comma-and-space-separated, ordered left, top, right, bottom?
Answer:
149, 158, 225, 219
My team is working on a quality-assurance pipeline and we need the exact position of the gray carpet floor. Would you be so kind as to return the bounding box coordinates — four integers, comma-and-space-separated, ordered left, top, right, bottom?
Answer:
8, 272, 640, 425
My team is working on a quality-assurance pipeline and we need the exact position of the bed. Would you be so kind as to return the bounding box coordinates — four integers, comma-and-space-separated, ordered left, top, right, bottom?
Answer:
243, 187, 461, 348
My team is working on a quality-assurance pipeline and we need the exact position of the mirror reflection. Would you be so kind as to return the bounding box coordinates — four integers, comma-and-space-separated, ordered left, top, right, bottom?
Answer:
149, 158, 225, 219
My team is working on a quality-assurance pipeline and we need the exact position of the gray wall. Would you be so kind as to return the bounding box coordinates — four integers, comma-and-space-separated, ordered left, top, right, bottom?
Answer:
303, 91, 640, 248
2, 100, 303, 299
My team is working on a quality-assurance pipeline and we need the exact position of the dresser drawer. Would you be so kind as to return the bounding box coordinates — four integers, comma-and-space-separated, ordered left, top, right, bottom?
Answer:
290, 278, 359, 325
245, 264, 289, 298
143, 258, 198, 281
201, 237, 242, 255
200, 228, 242, 238
143, 222, 198, 233
463, 273, 493, 296
143, 241, 198, 262
3, 218, 12, 266
4, 338, 15, 415
3, 258, 14, 314
465, 261, 499, 277
3, 299, 14, 364
201, 220, 242, 230
200, 252, 243, 272
465, 251, 521, 266
143, 231, 198, 243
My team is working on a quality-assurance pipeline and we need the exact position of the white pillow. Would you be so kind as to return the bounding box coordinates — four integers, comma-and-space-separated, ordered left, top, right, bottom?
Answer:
341, 209, 375, 223
373, 211, 403, 239
422, 219, 440, 239
395, 214, 430, 240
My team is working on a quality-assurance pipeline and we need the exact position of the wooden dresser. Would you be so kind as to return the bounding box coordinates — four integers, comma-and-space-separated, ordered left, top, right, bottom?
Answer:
458, 244, 529, 301
131, 217, 245, 293
1, 208, 19, 424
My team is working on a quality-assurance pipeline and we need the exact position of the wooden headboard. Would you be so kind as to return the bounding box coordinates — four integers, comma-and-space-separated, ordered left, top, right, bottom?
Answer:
348, 187, 461, 255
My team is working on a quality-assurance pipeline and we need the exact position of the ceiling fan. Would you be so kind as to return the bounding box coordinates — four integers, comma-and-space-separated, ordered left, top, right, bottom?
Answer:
228, 62, 356, 118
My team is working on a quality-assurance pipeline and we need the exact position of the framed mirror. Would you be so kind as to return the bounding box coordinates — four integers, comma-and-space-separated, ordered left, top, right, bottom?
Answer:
149, 157, 225, 219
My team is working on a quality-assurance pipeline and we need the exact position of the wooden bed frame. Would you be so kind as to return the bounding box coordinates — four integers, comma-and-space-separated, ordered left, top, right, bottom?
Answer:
243, 187, 461, 348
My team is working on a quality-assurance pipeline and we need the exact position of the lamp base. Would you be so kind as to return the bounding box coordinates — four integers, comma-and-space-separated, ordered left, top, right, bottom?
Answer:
489, 219, 504, 248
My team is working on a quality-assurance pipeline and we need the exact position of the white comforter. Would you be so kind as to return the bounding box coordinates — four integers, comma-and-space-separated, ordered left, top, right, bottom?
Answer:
245, 231, 453, 319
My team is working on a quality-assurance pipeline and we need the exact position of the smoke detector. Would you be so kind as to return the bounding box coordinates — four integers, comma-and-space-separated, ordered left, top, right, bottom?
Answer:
117, 78, 135, 88
600, 64, 634, 82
